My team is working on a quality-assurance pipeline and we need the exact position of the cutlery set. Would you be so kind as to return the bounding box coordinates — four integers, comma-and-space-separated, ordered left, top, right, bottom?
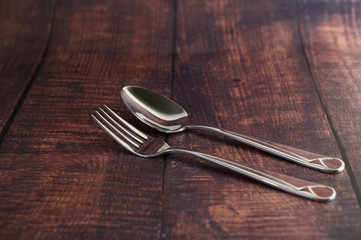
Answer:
91, 86, 344, 201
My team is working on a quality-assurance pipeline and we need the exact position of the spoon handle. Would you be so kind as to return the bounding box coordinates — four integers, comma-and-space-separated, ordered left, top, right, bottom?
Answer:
187, 125, 344, 173
168, 148, 336, 201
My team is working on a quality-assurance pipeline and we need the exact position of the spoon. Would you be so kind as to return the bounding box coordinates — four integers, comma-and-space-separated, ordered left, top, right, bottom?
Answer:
121, 86, 345, 173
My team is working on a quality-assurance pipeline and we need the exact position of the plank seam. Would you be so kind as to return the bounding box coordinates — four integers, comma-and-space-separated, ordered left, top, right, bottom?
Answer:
0, 0, 57, 148
296, 0, 361, 207
160, 0, 178, 238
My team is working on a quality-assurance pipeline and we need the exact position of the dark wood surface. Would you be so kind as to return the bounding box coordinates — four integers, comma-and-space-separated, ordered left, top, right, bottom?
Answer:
0, 0, 55, 135
0, 0, 360, 239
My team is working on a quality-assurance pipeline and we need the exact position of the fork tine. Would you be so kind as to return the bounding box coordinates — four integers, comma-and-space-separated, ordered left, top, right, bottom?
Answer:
91, 114, 135, 153
99, 107, 143, 144
94, 111, 139, 148
103, 104, 148, 140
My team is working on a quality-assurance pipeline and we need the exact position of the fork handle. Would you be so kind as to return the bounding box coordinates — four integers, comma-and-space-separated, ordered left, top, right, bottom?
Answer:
187, 125, 344, 173
167, 148, 336, 201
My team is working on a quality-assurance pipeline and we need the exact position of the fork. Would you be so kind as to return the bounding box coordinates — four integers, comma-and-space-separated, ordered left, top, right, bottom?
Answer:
91, 105, 336, 201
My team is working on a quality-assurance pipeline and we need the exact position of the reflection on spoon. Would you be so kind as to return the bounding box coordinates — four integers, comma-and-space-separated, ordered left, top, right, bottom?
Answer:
121, 86, 345, 173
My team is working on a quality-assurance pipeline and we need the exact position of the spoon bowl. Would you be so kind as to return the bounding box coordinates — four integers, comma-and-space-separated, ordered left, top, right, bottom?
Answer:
121, 86, 189, 132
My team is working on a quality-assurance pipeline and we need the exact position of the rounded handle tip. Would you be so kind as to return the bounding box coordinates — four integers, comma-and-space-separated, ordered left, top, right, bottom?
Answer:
300, 185, 337, 201
309, 157, 345, 173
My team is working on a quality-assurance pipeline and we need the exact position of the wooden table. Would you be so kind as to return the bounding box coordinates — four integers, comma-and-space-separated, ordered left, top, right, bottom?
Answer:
1, 0, 361, 239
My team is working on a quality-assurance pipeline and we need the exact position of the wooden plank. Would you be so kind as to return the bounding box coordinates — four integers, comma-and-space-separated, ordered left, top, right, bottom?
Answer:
298, 0, 361, 195
0, 0, 174, 239
0, 0, 55, 135
161, 0, 361, 238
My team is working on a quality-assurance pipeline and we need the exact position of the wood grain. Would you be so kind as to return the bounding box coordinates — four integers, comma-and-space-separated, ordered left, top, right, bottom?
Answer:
162, 0, 361, 239
1, 0, 361, 239
298, 0, 361, 196
0, 0, 174, 239
0, 0, 55, 135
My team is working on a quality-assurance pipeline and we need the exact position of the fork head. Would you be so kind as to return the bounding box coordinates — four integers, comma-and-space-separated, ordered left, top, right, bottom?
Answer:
91, 105, 170, 157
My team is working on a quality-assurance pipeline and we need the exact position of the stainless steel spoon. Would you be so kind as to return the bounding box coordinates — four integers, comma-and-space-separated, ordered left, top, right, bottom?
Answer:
121, 86, 344, 173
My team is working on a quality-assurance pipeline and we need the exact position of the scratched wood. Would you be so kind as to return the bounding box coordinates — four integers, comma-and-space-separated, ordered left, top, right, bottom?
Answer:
162, 0, 361, 239
0, 0, 173, 239
0, 0, 54, 135
298, 0, 361, 197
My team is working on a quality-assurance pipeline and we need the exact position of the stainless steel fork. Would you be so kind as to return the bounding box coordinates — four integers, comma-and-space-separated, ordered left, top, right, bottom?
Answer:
91, 105, 336, 201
